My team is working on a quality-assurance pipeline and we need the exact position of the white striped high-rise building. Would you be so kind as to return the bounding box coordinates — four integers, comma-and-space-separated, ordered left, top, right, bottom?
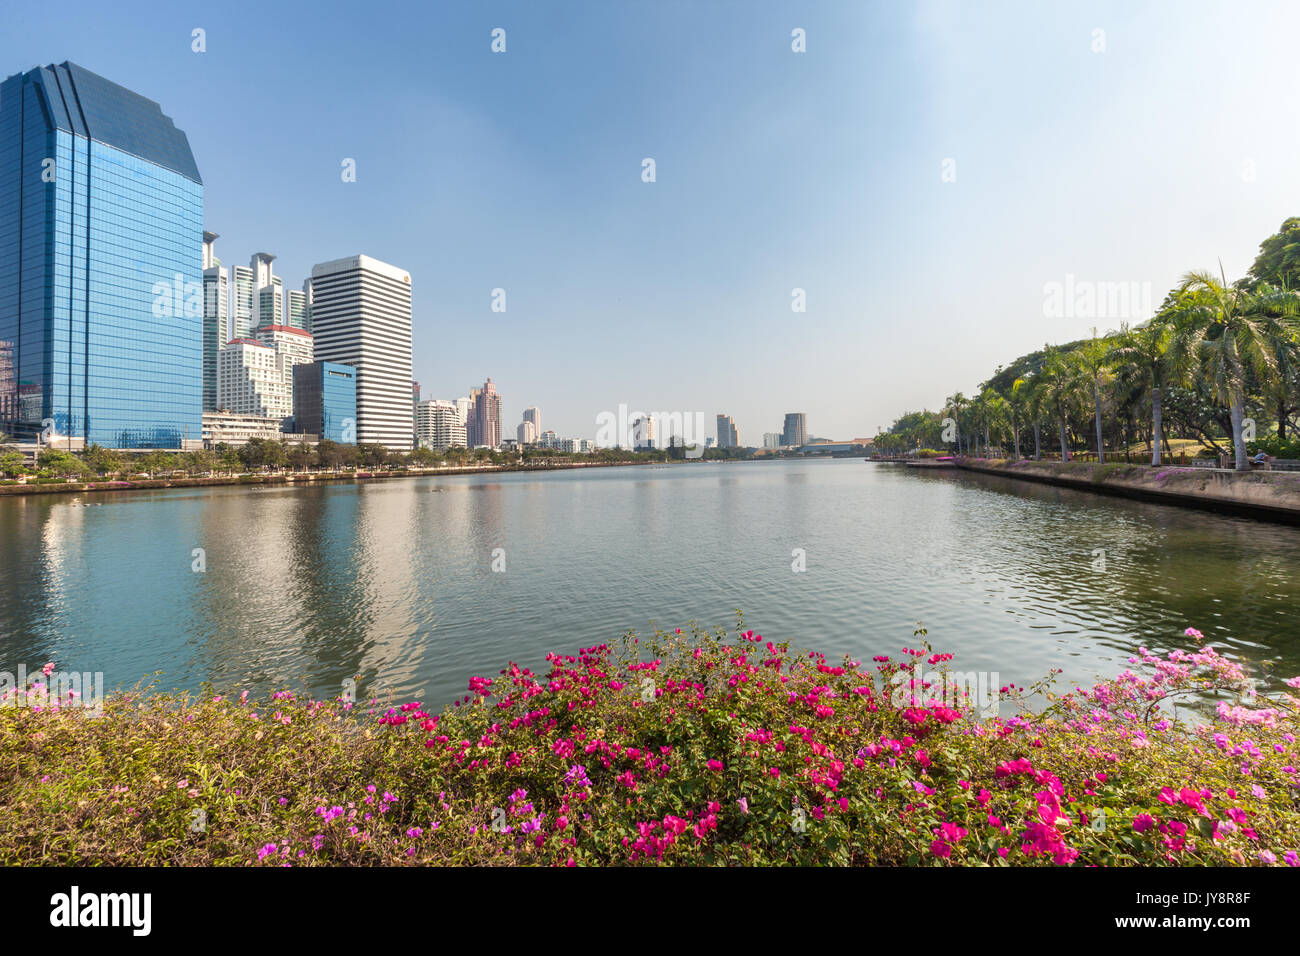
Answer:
202, 232, 229, 412
308, 255, 413, 450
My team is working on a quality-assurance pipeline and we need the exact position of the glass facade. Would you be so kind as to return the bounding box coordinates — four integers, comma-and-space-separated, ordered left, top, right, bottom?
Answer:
0, 63, 205, 448
293, 360, 356, 443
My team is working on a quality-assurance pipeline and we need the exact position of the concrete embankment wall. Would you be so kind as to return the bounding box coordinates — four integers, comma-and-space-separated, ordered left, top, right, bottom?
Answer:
952, 459, 1300, 525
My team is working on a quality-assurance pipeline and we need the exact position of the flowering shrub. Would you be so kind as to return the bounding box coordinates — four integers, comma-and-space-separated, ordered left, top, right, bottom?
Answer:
0, 620, 1296, 866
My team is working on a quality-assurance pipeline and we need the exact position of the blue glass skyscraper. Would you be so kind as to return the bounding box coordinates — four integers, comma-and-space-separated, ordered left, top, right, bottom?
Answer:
0, 62, 203, 448
293, 361, 357, 444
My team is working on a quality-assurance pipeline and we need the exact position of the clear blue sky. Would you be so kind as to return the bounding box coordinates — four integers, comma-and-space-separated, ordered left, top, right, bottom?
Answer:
5, 0, 1300, 442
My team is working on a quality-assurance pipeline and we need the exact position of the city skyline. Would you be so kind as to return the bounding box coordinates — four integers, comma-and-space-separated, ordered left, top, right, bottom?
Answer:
0, 49, 801, 453
7, 2, 1300, 442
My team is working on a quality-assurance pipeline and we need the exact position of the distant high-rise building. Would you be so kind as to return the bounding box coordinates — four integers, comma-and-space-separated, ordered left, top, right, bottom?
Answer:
415, 398, 466, 450
468, 378, 502, 448
0, 62, 203, 448
202, 232, 229, 412
294, 361, 356, 443
517, 420, 538, 445
466, 387, 479, 445
286, 287, 309, 331
716, 414, 738, 449
632, 414, 657, 450
251, 253, 283, 331
251, 324, 314, 425
309, 255, 414, 450
254, 324, 313, 364
782, 412, 807, 448
229, 264, 254, 341
218, 339, 283, 419
763, 432, 781, 448
523, 406, 541, 435
454, 396, 472, 431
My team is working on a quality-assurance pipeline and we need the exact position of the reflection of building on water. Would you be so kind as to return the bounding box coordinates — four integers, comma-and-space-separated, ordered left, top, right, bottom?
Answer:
183, 483, 431, 698
0, 339, 45, 441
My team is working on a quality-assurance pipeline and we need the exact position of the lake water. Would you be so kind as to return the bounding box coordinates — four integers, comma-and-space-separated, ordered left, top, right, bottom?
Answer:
1, 459, 1297, 706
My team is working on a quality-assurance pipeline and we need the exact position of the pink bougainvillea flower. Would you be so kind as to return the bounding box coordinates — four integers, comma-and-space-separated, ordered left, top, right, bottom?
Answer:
938, 822, 967, 842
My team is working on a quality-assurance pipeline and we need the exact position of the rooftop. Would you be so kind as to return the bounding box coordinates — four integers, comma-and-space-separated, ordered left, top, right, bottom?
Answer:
8, 62, 202, 183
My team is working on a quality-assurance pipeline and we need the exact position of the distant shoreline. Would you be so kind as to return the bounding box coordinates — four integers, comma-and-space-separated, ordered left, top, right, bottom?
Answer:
0, 458, 656, 497
0, 454, 862, 498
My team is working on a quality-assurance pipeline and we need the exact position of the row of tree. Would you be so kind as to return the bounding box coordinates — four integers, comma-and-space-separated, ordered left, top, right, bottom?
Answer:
875, 219, 1300, 472
0, 435, 751, 480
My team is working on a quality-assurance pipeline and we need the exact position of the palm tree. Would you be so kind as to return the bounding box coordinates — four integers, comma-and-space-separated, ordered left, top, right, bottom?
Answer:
1020, 373, 1047, 460
1265, 344, 1299, 442
1073, 329, 1113, 462
983, 389, 1010, 458
968, 391, 989, 457
1038, 346, 1080, 460
1167, 269, 1300, 471
1008, 377, 1029, 459
1109, 319, 1175, 465
943, 392, 968, 455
